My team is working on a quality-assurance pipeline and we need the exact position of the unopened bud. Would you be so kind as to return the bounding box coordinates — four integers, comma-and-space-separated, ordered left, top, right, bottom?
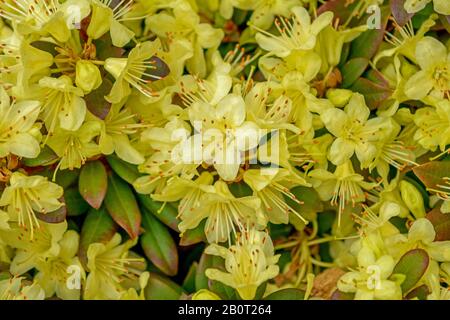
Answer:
400, 180, 426, 219
192, 289, 221, 300
76, 60, 102, 93
326, 89, 353, 107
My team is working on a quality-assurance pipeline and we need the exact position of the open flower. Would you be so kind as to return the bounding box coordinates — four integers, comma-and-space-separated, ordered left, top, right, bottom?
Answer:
87, 0, 141, 47
0, 86, 41, 158
151, 172, 215, 220
404, 0, 450, 15
389, 218, 450, 262
178, 180, 265, 244
255, 6, 333, 58
47, 121, 101, 170
95, 103, 146, 165
0, 277, 45, 300
84, 233, 142, 300
404, 37, 450, 101
321, 93, 386, 166
309, 161, 377, 225
35, 230, 85, 300
147, 3, 224, 77
205, 228, 280, 300
0, 0, 90, 42
413, 100, 450, 152
0, 221, 67, 275
243, 167, 308, 225
38, 75, 87, 133
0, 172, 63, 236
104, 40, 162, 103
338, 246, 402, 300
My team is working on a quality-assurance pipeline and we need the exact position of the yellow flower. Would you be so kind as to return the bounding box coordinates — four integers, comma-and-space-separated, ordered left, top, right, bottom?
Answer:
87, 0, 140, 47
254, 6, 333, 58
309, 161, 377, 226
34, 230, 85, 300
0, 172, 63, 236
0, 277, 45, 300
0, 221, 67, 275
320, 93, 387, 166
38, 75, 87, 133
205, 228, 280, 300
47, 121, 101, 170
338, 246, 402, 300
0, 86, 41, 158
104, 40, 162, 103
243, 167, 308, 224
404, 37, 450, 101
178, 180, 265, 244
84, 233, 142, 300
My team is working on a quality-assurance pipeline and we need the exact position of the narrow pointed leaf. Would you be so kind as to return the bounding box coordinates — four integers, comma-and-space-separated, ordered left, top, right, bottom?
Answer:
144, 272, 184, 300
106, 154, 142, 184
79, 160, 108, 209
64, 186, 90, 216
104, 173, 141, 238
341, 57, 369, 88
137, 194, 180, 232
141, 208, 178, 276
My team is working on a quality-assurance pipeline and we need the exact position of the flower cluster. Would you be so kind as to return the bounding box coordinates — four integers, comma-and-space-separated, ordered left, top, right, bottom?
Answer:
0, 0, 449, 301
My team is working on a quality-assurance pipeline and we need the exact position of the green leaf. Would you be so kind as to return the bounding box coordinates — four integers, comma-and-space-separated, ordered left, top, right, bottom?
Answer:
182, 262, 198, 293
104, 173, 142, 239
141, 208, 178, 276
144, 272, 184, 300
405, 284, 430, 300
264, 288, 306, 300
195, 251, 224, 291
137, 194, 180, 232
392, 249, 429, 294
79, 161, 108, 209
64, 186, 90, 216
341, 57, 369, 88
180, 220, 207, 246
106, 154, 141, 184
22, 146, 58, 167
349, 6, 390, 59
426, 207, 450, 241
55, 169, 80, 189
350, 77, 392, 110
411, 2, 434, 28
79, 207, 117, 268
413, 161, 450, 191
229, 181, 253, 197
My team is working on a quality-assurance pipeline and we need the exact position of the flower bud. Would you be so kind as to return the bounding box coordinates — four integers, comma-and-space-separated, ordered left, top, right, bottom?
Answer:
192, 289, 221, 300
400, 180, 426, 219
76, 60, 102, 93
326, 89, 353, 107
